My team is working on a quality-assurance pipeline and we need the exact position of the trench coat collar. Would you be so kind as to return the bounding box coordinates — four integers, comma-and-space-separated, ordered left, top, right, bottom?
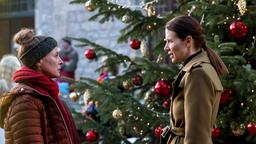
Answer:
181, 50, 210, 72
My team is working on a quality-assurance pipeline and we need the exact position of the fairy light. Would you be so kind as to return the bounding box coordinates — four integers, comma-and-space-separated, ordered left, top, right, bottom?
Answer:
140, 130, 144, 135
253, 36, 256, 47
188, 5, 196, 16
133, 126, 138, 132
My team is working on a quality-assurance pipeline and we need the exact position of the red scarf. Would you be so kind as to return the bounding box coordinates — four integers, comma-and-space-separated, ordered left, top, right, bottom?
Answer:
13, 66, 75, 143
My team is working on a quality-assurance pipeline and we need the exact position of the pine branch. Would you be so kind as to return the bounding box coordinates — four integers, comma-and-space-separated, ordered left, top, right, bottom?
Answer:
69, 37, 131, 62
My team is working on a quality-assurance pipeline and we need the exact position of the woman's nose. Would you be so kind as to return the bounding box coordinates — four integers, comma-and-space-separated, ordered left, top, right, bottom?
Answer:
164, 43, 169, 52
59, 56, 63, 65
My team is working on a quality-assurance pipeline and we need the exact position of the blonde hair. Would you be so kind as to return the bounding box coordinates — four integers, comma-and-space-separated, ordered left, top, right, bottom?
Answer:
0, 55, 21, 83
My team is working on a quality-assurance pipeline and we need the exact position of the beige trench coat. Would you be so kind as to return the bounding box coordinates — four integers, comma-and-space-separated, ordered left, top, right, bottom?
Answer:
167, 51, 223, 144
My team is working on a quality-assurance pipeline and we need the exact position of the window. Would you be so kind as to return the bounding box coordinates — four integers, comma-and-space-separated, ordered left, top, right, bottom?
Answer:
0, 0, 34, 14
0, 0, 35, 58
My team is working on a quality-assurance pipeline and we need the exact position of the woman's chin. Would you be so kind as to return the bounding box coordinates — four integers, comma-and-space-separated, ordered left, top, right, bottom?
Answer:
51, 73, 60, 79
56, 74, 61, 78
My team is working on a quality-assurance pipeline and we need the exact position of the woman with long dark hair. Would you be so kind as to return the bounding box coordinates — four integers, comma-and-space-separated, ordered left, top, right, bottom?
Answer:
162, 15, 228, 144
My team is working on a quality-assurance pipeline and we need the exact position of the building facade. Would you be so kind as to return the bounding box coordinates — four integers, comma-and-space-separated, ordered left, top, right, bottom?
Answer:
36, 0, 140, 79
0, 0, 174, 80
0, 0, 34, 57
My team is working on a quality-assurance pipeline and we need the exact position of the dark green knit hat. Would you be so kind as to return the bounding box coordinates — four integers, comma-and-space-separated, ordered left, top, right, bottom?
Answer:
19, 36, 57, 67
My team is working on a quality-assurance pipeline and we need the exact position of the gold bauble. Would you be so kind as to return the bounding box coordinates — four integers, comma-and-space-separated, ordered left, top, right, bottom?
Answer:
236, 0, 247, 15
231, 123, 245, 136
232, 127, 245, 136
122, 80, 133, 90
112, 109, 123, 119
146, 4, 156, 17
69, 92, 80, 102
84, 0, 96, 12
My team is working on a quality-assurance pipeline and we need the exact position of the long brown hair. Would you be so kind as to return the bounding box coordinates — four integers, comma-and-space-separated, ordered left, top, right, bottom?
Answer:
165, 15, 229, 76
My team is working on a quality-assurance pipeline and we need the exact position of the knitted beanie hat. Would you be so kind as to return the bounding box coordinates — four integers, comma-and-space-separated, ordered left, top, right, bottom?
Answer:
14, 28, 57, 67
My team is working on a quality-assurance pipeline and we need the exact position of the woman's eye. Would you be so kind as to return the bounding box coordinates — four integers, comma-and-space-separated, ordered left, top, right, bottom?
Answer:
164, 39, 173, 43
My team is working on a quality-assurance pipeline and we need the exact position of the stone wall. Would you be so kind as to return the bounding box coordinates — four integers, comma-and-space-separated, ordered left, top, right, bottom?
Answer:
35, 0, 140, 79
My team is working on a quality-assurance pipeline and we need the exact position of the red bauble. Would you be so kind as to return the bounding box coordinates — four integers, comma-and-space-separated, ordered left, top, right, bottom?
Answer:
154, 80, 171, 96
84, 48, 96, 59
130, 39, 141, 49
86, 130, 98, 141
220, 88, 233, 104
247, 123, 256, 135
229, 20, 248, 39
132, 75, 143, 86
212, 128, 221, 138
163, 99, 170, 109
154, 126, 162, 139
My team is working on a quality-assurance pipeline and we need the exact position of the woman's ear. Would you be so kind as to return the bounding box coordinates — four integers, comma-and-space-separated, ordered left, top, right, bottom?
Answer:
186, 35, 193, 48
35, 60, 43, 71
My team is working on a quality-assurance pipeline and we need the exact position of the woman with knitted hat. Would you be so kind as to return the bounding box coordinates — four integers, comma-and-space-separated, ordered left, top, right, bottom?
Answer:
0, 28, 80, 143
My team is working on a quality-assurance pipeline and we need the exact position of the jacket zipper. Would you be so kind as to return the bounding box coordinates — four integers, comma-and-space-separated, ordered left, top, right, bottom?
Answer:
33, 90, 73, 144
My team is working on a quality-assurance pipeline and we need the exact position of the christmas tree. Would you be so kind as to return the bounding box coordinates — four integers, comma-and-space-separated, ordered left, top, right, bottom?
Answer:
66, 0, 256, 143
